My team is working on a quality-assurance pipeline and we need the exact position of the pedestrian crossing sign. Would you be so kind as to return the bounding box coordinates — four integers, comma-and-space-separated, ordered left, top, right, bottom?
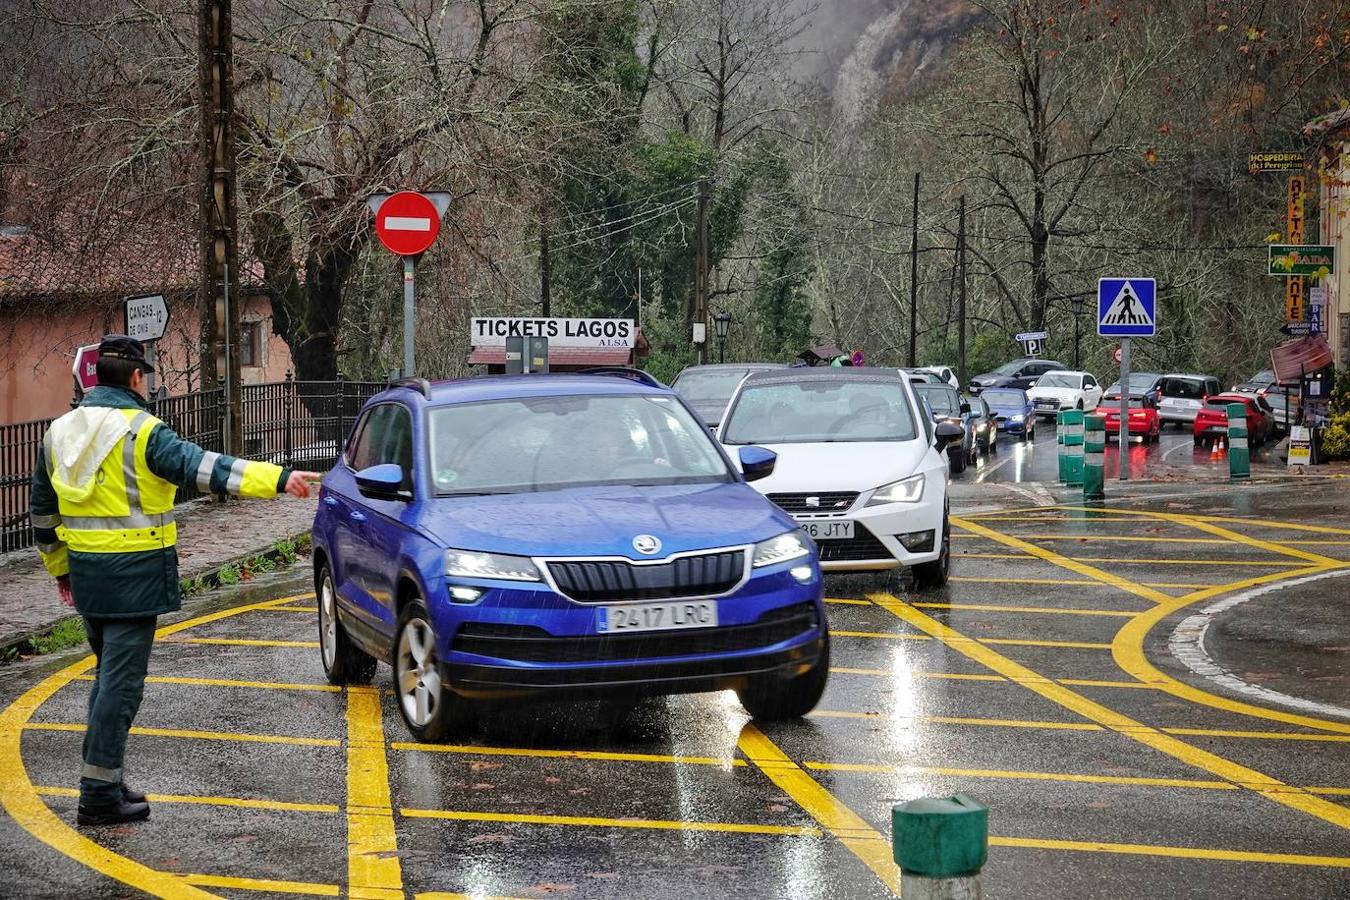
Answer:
1097, 278, 1156, 337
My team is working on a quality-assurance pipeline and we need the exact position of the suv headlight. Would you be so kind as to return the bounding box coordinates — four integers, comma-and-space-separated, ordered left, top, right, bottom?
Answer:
867, 474, 925, 506
752, 531, 811, 568
445, 549, 541, 582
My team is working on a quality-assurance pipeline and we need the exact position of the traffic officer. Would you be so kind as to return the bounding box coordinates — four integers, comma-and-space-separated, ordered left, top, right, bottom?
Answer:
29, 335, 320, 826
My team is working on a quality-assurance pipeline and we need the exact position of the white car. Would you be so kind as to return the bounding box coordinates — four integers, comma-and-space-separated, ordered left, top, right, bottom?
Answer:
718, 368, 962, 582
919, 365, 961, 390
1027, 370, 1103, 420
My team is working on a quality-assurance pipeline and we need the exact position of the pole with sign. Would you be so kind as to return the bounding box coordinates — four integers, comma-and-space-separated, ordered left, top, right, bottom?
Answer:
124, 293, 170, 398
368, 190, 453, 377
1099, 278, 1157, 480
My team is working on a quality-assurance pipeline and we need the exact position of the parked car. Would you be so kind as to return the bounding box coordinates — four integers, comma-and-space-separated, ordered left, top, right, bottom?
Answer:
1104, 372, 1163, 405
969, 394, 998, 455
1193, 393, 1274, 447
899, 368, 945, 385
1027, 370, 1104, 420
1158, 374, 1222, 428
968, 358, 1065, 394
719, 368, 962, 582
671, 363, 786, 430
913, 382, 978, 474
980, 388, 1035, 440
1233, 369, 1298, 432
919, 365, 960, 390
312, 372, 830, 739
1099, 394, 1161, 442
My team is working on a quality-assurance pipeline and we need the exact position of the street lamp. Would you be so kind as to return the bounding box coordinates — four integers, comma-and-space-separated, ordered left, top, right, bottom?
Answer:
713, 312, 732, 364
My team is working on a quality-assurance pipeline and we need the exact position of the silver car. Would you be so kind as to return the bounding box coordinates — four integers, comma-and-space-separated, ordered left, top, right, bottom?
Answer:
1157, 374, 1222, 427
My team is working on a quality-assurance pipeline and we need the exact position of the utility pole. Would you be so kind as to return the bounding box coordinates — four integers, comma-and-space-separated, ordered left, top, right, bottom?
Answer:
909, 173, 919, 368
198, 0, 242, 454
539, 200, 552, 317
957, 195, 967, 388
693, 177, 711, 364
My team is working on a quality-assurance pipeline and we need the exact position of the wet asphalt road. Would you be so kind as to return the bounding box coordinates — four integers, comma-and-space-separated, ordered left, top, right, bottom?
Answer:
0, 482, 1348, 899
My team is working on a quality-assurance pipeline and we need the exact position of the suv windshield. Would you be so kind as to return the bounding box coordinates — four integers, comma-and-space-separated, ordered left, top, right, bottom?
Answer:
1162, 377, 1206, 399
722, 379, 918, 444
673, 368, 757, 403
428, 395, 731, 494
1036, 372, 1079, 389
982, 389, 1024, 406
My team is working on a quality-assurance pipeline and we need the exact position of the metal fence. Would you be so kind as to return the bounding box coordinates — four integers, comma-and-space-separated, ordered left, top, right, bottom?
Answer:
0, 376, 383, 553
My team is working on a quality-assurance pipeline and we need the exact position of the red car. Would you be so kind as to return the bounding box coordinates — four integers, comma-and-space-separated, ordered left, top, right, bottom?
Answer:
1192, 393, 1272, 447
1099, 395, 1161, 442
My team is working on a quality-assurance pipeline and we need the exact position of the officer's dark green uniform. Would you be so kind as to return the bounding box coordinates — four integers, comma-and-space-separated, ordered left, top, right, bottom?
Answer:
30, 336, 291, 823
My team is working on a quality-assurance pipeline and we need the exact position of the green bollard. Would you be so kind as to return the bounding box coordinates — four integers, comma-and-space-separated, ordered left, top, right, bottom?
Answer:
893, 794, 988, 899
1083, 415, 1105, 501
1061, 409, 1084, 487
1056, 410, 1067, 482
1227, 402, 1250, 480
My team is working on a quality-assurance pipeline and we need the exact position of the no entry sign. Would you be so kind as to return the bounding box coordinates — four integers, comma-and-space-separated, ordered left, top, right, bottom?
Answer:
373, 191, 441, 257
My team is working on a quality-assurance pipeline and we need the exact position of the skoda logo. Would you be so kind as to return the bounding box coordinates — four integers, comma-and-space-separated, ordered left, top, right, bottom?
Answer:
632, 534, 662, 555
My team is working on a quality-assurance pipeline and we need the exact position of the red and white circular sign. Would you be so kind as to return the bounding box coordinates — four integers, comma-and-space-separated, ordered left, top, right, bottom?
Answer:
374, 191, 441, 257
1113, 346, 1123, 363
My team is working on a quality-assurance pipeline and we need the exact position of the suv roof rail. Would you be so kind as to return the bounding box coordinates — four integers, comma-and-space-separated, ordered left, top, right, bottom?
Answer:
388, 377, 432, 397
576, 367, 667, 389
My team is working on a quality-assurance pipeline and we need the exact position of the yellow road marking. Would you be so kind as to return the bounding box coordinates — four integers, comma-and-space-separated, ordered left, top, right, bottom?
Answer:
831, 630, 928, 640
988, 835, 1350, 868
25, 722, 340, 748
346, 686, 403, 899
948, 575, 1206, 590
955, 533, 1231, 544
1192, 515, 1350, 536
825, 598, 872, 605
956, 515, 1350, 735
958, 552, 1303, 568
0, 592, 311, 899
802, 761, 1235, 791
811, 710, 1104, 731
255, 606, 320, 613
829, 668, 1005, 682
736, 724, 898, 893
72, 674, 340, 693
167, 638, 321, 648
980, 638, 1113, 649
1309, 787, 1350, 796
1059, 679, 1160, 690
390, 743, 745, 767
911, 602, 1140, 618
182, 874, 339, 896
1163, 728, 1350, 743
872, 593, 1350, 832
400, 806, 822, 837
34, 786, 337, 814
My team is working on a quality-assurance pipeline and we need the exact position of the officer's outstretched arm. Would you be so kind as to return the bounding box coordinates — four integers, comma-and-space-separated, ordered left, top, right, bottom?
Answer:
145, 424, 291, 499
30, 441, 69, 578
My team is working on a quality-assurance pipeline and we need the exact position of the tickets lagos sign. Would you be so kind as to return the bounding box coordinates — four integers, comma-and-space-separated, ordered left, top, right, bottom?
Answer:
471, 317, 635, 349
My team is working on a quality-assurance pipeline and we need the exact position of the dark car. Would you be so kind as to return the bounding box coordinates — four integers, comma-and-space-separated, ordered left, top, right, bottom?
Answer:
1104, 372, 1163, 405
968, 358, 1065, 394
914, 383, 977, 474
672, 363, 786, 429
980, 387, 1035, 440
969, 395, 998, 455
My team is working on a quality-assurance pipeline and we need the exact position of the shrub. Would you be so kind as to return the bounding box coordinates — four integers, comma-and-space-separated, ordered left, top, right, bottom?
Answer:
1320, 413, 1350, 460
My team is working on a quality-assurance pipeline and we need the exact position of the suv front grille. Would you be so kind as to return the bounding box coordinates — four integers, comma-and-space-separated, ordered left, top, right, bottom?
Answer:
815, 524, 893, 562
545, 550, 745, 603
766, 491, 859, 514
452, 603, 819, 664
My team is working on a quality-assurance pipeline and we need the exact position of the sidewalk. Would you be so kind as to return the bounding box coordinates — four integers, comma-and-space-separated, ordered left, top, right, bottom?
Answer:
0, 495, 317, 653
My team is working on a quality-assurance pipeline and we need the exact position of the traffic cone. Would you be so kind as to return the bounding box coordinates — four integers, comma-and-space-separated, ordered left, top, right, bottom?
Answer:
1218, 435, 1227, 457
1210, 438, 1221, 462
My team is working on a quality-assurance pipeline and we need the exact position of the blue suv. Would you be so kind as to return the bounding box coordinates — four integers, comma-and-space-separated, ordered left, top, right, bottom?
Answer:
312, 371, 827, 741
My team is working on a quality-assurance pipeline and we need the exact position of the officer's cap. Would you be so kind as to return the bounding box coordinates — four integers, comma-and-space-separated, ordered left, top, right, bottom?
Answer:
98, 334, 155, 373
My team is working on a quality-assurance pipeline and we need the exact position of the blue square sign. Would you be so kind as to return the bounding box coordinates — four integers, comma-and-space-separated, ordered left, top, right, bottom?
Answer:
1098, 278, 1156, 337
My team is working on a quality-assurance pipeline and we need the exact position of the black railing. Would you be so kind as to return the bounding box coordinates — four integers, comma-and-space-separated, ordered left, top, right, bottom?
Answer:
0, 376, 384, 553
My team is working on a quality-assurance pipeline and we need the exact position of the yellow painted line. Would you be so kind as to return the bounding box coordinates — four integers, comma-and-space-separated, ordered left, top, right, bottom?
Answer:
911, 602, 1139, 618
958, 552, 1303, 568
255, 606, 320, 613
168, 637, 321, 648
34, 786, 338, 814
830, 668, 1006, 682
737, 723, 898, 893
811, 710, 1104, 732
72, 673, 340, 693
1309, 787, 1350, 796
831, 630, 928, 640
182, 874, 339, 896
1059, 679, 1160, 690
400, 806, 822, 837
346, 686, 403, 898
980, 638, 1112, 650
825, 598, 871, 605
25, 722, 340, 748
391, 742, 745, 767
872, 593, 1350, 832
988, 835, 1350, 868
1162, 728, 1350, 743
802, 761, 1235, 791
1193, 515, 1350, 536
955, 533, 1231, 544
0, 591, 312, 899
948, 575, 1207, 590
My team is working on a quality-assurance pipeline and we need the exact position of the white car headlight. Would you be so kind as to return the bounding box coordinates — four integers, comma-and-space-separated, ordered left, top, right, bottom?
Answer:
867, 474, 925, 506
445, 549, 541, 582
752, 531, 811, 568
1009, 414, 1024, 422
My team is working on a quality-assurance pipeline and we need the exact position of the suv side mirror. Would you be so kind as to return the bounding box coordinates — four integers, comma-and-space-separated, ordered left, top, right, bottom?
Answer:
738, 446, 777, 482
934, 422, 964, 451
959, 401, 971, 415
356, 463, 410, 501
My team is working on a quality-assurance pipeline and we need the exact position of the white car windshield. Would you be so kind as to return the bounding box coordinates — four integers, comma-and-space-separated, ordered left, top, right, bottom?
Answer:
428, 395, 732, 494
722, 379, 918, 444
1036, 372, 1080, 389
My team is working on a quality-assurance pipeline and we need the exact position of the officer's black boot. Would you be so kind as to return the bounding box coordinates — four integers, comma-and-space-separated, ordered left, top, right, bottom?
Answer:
121, 784, 146, 804
77, 796, 150, 826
